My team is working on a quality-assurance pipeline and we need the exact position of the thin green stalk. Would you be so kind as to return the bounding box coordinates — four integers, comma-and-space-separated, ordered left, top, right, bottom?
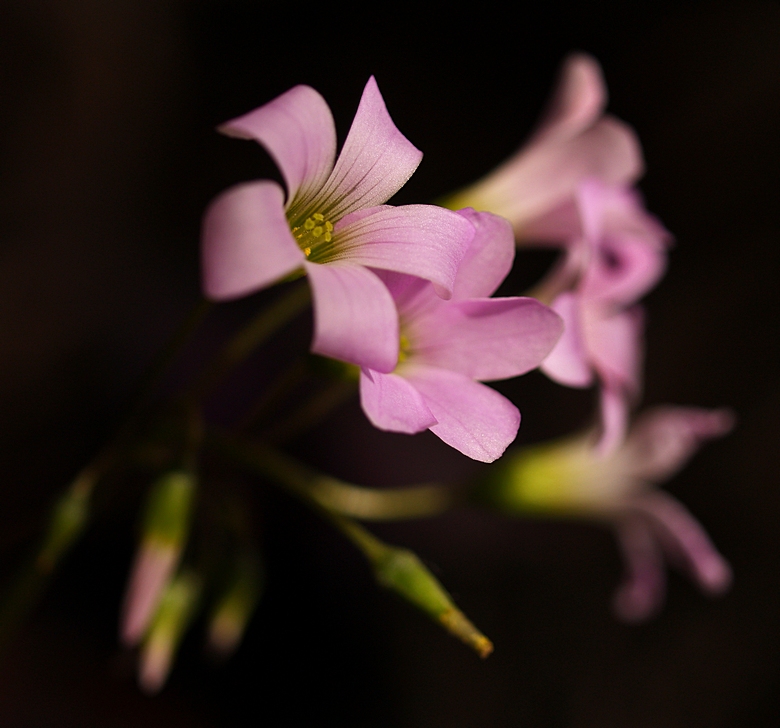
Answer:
236, 356, 309, 434
262, 377, 357, 444
211, 433, 455, 521
0, 300, 212, 650
326, 513, 493, 658
207, 431, 491, 657
186, 281, 311, 403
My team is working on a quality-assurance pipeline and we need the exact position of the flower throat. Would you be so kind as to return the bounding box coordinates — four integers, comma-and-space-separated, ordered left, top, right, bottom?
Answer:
290, 212, 334, 261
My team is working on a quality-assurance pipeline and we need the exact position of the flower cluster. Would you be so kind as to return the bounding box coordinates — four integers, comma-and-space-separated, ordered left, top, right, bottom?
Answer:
18, 57, 734, 695
450, 54, 671, 452
202, 76, 564, 462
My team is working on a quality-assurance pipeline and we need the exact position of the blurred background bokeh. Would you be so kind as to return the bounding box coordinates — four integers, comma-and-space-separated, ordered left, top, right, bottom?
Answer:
1, 1, 779, 725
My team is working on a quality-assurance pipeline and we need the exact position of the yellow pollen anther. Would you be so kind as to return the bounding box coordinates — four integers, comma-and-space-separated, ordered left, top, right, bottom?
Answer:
398, 334, 412, 363
292, 213, 335, 258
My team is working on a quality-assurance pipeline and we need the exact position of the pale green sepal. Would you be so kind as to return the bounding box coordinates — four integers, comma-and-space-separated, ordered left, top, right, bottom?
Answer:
142, 470, 196, 547
338, 517, 492, 658
207, 552, 264, 657
37, 487, 90, 573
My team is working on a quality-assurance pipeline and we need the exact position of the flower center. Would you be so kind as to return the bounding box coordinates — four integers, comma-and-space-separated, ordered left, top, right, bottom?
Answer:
290, 213, 334, 261
397, 334, 412, 364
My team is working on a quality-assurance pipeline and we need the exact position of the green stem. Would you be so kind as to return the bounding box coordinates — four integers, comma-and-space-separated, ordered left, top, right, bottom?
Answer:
207, 431, 490, 657
327, 513, 493, 658
211, 433, 455, 521
186, 281, 311, 403
236, 356, 309, 434
262, 377, 357, 444
0, 300, 212, 650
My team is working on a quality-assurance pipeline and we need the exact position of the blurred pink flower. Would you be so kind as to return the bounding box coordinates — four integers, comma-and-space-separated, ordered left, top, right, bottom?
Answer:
360, 210, 563, 462
202, 77, 474, 372
489, 406, 735, 621
538, 179, 672, 452
445, 53, 643, 243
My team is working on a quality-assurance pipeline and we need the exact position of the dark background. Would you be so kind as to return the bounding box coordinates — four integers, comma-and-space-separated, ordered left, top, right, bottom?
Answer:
1, 1, 779, 725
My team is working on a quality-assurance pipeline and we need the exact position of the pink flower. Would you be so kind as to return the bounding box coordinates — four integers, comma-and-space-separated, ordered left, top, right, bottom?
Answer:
202, 77, 475, 372
360, 210, 564, 462
487, 406, 735, 621
445, 54, 643, 243
538, 180, 672, 452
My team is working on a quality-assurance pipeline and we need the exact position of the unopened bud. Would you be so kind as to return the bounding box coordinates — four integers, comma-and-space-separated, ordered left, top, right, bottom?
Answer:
121, 470, 195, 646
207, 554, 263, 657
138, 570, 201, 694
372, 544, 492, 658
36, 486, 90, 573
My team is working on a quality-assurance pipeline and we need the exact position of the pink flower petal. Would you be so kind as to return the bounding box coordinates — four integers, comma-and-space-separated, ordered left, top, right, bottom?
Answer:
577, 180, 670, 305
411, 297, 564, 381
458, 115, 643, 235
403, 365, 521, 462
611, 515, 666, 622
530, 53, 607, 145
359, 369, 437, 433
596, 383, 630, 456
540, 293, 594, 387
219, 84, 336, 210
304, 261, 399, 372
632, 491, 733, 595
586, 304, 644, 395
625, 406, 736, 482
318, 77, 423, 219
201, 181, 305, 300
518, 198, 583, 244
450, 209, 516, 299
335, 204, 474, 299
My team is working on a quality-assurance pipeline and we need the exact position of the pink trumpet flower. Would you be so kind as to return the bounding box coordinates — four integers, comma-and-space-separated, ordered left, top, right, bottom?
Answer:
486, 406, 735, 621
202, 77, 475, 373
445, 53, 643, 243
538, 180, 672, 452
360, 210, 564, 462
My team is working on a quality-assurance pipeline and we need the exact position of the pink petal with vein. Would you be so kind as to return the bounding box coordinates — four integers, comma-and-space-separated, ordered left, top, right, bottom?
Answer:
219, 85, 336, 208
319, 77, 423, 219
201, 181, 305, 300
404, 365, 520, 462
451, 209, 516, 299
359, 369, 437, 433
412, 297, 564, 381
336, 204, 474, 299
304, 261, 399, 372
